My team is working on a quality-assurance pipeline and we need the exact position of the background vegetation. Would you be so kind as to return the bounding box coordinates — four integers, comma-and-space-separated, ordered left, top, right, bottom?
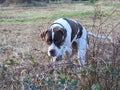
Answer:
0, 0, 120, 90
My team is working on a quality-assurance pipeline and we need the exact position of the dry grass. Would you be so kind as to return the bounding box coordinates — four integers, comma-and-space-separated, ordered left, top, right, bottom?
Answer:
0, 1, 120, 90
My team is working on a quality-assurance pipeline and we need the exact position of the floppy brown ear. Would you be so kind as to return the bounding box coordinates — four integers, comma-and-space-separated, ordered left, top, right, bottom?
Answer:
40, 30, 48, 41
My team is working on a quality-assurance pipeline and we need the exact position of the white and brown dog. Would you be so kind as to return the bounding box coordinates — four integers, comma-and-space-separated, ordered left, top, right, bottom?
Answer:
40, 18, 111, 65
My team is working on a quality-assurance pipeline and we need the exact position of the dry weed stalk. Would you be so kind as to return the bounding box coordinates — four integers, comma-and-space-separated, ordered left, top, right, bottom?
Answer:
0, 3, 120, 90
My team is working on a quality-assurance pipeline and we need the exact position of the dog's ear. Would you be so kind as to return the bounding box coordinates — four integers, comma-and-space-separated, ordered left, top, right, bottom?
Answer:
40, 30, 48, 41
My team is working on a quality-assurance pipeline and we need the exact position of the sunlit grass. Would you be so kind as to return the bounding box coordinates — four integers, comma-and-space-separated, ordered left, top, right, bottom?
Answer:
0, 2, 119, 24
0, 1, 120, 90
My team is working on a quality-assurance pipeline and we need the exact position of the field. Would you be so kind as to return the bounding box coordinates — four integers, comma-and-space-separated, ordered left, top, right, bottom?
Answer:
0, 1, 120, 90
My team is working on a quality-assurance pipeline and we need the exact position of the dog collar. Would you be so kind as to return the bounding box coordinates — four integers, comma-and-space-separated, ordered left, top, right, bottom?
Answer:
50, 23, 65, 29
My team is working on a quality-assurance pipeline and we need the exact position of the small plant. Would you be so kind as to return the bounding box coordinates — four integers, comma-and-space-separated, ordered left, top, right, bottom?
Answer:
0, 1, 119, 90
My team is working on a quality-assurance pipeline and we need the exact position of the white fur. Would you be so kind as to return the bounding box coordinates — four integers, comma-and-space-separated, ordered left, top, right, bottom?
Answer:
87, 31, 113, 42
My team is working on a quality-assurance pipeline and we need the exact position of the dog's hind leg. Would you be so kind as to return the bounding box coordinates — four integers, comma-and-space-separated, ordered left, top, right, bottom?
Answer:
77, 38, 88, 66
78, 49, 86, 66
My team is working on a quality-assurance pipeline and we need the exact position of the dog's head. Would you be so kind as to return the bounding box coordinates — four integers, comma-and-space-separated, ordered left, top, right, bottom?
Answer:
40, 26, 67, 57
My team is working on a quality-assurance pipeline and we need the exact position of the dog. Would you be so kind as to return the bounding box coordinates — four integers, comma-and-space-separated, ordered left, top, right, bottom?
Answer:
40, 18, 112, 66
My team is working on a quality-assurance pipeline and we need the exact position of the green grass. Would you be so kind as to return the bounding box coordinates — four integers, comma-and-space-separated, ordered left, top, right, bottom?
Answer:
0, 2, 119, 24
0, 2, 120, 90
0, 11, 94, 24
50, 11, 94, 19
0, 17, 46, 24
103, 3, 120, 8
0, 10, 114, 24
81, 1, 120, 8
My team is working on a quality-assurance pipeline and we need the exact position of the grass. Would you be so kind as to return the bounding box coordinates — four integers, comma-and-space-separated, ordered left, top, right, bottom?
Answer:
50, 11, 94, 18
0, 1, 120, 90
0, 10, 94, 24
0, 10, 115, 24
0, 2, 119, 24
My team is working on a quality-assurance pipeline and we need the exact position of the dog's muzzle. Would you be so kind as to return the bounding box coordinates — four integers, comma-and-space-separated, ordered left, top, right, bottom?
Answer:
49, 49, 56, 57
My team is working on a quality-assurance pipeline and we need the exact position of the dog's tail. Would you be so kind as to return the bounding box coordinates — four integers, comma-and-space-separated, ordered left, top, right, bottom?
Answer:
87, 31, 112, 42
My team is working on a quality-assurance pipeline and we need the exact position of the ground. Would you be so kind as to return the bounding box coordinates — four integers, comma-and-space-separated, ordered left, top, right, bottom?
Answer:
0, 3, 119, 62
0, 1, 120, 90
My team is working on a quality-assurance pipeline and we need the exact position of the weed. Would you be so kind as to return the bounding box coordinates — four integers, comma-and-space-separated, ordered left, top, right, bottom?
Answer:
0, 1, 120, 90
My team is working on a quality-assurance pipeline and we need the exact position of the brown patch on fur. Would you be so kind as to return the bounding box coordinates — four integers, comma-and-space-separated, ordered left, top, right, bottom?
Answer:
76, 23, 83, 39
40, 27, 67, 47
72, 41, 78, 53
63, 18, 82, 41
53, 26, 67, 38
53, 27, 67, 47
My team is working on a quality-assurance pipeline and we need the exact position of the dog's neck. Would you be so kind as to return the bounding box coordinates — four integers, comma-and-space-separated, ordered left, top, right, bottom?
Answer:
51, 23, 65, 29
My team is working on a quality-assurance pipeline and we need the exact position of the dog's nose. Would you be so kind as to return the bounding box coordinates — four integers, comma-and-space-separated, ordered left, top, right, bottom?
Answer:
49, 49, 56, 56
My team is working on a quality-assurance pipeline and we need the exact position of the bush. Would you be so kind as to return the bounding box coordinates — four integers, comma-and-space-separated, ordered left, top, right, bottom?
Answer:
0, 2, 119, 90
